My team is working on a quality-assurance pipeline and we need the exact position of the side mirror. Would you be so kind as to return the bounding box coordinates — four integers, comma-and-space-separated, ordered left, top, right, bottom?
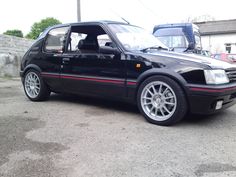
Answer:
99, 46, 121, 55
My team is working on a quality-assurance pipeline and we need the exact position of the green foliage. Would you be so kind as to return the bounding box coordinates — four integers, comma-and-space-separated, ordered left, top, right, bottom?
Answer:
26, 17, 61, 39
3, 29, 23, 38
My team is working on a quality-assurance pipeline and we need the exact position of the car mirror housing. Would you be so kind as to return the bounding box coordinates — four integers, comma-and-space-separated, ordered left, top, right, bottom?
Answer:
99, 46, 121, 55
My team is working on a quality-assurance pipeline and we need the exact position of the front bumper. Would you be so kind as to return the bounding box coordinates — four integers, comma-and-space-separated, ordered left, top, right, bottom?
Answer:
187, 84, 236, 114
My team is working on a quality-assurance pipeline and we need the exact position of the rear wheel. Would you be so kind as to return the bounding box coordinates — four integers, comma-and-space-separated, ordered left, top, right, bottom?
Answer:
137, 75, 187, 125
23, 70, 50, 101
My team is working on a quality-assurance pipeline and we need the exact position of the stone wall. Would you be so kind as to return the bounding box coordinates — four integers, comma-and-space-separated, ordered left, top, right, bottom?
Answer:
0, 35, 35, 77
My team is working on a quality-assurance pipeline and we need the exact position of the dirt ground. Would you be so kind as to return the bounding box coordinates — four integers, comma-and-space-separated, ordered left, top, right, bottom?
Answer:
0, 77, 236, 177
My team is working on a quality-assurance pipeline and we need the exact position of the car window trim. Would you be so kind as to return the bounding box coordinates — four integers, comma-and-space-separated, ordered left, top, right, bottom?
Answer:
42, 25, 70, 55
64, 23, 124, 55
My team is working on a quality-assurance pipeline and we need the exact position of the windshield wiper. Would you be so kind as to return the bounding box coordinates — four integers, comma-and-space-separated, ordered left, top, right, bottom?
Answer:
140, 46, 168, 52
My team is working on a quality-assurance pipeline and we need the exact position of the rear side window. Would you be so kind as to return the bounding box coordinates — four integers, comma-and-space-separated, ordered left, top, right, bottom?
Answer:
44, 27, 69, 53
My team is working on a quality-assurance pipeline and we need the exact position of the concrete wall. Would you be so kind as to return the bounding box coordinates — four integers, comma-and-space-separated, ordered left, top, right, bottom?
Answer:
201, 34, 236, 54
0, 35, 34, 77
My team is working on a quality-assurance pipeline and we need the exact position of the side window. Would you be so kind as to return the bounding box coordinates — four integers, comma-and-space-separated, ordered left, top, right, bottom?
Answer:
66, 25, 118, 54
44, 27, 69, 53
68, 33, 87, 52
194, 34, 201, 49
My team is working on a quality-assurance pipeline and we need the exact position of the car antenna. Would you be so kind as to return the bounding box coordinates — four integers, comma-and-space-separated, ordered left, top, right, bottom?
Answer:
120, 17, 130, 24
110, 9, 130, 24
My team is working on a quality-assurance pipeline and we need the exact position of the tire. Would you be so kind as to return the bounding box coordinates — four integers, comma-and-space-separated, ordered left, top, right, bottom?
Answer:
137, 75, 187, 126
23, 69, 50, 101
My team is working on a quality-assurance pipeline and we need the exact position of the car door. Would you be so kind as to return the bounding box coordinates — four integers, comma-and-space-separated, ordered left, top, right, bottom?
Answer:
40, 26, 69, 92
61, 25, 126, 98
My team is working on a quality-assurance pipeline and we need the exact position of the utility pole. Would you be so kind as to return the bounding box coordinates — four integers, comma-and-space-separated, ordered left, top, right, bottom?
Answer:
77, 0, 81, 22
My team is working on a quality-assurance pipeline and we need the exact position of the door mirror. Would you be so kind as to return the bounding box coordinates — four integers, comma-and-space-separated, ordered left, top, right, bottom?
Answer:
99, 46, 120, 55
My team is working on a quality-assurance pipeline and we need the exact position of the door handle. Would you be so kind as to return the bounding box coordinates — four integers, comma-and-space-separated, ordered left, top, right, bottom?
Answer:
62, 58, 70, 64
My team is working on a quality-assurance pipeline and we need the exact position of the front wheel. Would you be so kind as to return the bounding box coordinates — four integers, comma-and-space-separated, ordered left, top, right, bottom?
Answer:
23, 70, 50, 101
137, 76, 187, 126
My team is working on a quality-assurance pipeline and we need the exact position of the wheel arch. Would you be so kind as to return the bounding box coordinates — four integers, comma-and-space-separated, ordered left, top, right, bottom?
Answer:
135, 69, 190, 104
22, 64, 42, 77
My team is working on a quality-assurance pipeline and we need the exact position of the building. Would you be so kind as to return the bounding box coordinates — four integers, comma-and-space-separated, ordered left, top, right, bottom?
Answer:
195, 19, 236, 54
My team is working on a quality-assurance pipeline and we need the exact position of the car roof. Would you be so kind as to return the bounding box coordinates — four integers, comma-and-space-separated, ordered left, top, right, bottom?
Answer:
51, 20, 128, 29
154, 23, 193, 28
38, 21, 129, 39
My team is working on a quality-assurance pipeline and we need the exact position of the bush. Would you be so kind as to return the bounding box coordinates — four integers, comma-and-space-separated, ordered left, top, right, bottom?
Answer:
3, 30, 23, 38
26, 17, 62, 39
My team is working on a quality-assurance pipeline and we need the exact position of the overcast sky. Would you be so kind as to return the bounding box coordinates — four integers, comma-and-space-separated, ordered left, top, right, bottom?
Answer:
1, 0, 236, 35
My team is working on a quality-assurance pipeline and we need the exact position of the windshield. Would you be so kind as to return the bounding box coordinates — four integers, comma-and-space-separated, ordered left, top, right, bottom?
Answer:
153, 28, 189, 49
158, 35, 188, 48
109, 24, 168, 51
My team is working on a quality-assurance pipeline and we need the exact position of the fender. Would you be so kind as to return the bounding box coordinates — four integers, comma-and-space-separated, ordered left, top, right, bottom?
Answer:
136, 68, 189, 94
20, 64, 42, 77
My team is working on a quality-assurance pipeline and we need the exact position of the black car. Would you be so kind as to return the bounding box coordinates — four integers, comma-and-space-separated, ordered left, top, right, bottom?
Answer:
20, 21, 236, 126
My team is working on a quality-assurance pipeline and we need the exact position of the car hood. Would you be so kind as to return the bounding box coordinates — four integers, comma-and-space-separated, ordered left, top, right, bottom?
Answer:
142, 51, 235, 70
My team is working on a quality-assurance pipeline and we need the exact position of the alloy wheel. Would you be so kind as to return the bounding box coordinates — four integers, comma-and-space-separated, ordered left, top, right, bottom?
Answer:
140, 81, 177, 121
24, 72, 41, 99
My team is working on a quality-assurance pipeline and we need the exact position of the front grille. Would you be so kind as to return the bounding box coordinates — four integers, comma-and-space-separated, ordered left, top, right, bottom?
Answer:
226, 69, 236, 83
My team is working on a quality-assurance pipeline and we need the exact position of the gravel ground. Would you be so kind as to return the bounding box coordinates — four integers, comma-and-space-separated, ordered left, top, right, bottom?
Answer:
0, 77, 236, 177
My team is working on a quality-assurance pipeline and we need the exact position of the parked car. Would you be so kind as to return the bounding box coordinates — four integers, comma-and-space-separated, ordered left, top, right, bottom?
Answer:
212, 53, 236, 64
20, 21, 236, 126
153, 23, 202, 53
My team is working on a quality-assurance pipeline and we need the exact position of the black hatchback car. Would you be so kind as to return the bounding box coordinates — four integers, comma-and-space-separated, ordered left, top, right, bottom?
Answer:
20, 21, 236, 125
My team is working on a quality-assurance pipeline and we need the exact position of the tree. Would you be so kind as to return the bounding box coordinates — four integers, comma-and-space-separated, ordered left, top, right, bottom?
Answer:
26, 17, 61, 39
3, 29, 23, 38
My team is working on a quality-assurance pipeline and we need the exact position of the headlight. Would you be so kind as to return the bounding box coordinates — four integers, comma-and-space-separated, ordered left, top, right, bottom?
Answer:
204, 70, 229, 84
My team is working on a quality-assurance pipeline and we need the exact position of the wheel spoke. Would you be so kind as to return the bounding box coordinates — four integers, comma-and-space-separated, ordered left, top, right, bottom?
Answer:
147, 88, 154, 96
29, 74, 33, 81
160, 108, 164, 116
164, 101, 175, 105
162, 87, 168, 94
158, 84, 162, 93
151, 85, 157, 94
163, 106, 171, 114
143, 97, 152, 100
144, 102, 152, 106
154, 107, 158, 116
33, 89, 37, 96
30, 89, 34, 96
35, 87, 39, 94
149, 106, 155, 114
164, 96, 174, 99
